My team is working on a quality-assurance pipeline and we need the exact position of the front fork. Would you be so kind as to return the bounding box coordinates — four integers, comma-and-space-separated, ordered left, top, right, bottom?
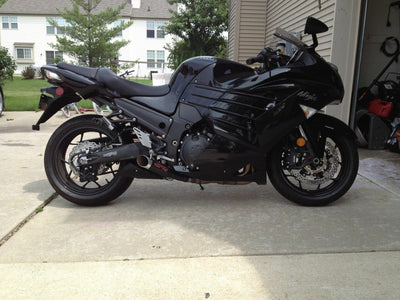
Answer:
298, 122, 326, 159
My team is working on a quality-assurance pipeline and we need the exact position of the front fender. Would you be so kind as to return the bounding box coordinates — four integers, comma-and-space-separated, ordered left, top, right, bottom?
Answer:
307, 113, 356, 140
32, 86, 81, 130
301, 113, 356, 158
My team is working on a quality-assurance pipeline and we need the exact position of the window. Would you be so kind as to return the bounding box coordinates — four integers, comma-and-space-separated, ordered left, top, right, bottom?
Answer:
146, 21, 155, 38
156, 21, 165, 38
147, 50, 155, 68
14, 43, 34, 62
57, 18, 66, 35
114, 19, 122, 37
16, 48, 32, 60
46, 51, 63, 64
156, 50, 165, 68
46, 17, 66, 35
2, 16, 18, 29
147, 50, 165, 69
147, 20, 165, 38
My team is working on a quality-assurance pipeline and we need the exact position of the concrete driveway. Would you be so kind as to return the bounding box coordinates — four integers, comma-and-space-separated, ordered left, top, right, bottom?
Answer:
0, 111, 399, 299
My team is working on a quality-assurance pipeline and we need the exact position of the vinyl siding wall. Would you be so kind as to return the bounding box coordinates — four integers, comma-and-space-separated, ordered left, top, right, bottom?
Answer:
228, 0, 267, 63
228, 0, 238, 60
229, 0, 336, 62
265, 0, 336, 61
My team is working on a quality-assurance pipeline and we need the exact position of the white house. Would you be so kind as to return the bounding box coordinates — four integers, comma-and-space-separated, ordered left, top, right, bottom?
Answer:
0, 0, 175, 78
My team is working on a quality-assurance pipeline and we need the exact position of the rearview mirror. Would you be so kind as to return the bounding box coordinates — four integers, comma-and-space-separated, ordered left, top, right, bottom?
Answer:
304, 17, 328, 35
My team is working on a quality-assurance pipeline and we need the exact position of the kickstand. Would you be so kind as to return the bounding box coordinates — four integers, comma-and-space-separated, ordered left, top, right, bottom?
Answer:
199, 183, 204, 191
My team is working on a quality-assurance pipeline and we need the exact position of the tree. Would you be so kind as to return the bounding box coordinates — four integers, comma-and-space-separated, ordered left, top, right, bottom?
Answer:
0, 1, 16, 84
0, 47, 16, 84
49, 0, 132, 69
164, 0, 229, 69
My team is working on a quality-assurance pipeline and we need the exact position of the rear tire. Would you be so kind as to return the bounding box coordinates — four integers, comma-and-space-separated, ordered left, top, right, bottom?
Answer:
44, 115, 133, 206
267, 124, 359, 206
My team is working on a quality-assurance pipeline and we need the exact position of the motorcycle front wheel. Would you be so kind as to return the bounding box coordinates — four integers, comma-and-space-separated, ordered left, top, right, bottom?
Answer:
44, 115, 133, 206
266, 123, 359, 206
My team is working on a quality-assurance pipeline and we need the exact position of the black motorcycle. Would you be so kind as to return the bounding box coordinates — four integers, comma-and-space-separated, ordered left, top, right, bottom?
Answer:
33, 17, 358, 206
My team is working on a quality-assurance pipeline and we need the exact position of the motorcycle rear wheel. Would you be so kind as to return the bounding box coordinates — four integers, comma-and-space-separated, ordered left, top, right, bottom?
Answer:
44, 116, 133, 206
266, 125, 358, 206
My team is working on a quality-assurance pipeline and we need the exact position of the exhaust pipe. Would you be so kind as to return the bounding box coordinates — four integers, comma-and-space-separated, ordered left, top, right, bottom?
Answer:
84, 143, 147, 165
136, 155, 152, 169
137, 155, 189, 182
83, 143, 189, 182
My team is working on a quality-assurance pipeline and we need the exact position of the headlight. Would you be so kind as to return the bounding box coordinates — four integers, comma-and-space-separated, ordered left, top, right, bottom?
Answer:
44, 70, 62, 82
299, 104, 318, 119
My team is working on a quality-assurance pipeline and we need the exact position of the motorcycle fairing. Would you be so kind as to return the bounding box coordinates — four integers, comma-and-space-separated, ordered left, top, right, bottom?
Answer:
102, 58, 317, 183
127, 57, 217, 115
34, 54, 345, 183
114, 98, 173, 137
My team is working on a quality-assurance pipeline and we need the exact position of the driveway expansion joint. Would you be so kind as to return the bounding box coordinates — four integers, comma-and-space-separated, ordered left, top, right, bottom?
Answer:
0, 193, 58, 247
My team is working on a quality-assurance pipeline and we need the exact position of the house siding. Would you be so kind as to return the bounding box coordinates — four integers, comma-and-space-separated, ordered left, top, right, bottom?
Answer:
229, 0, 336, 62
0, 15, 173, 77
265, 0, 336, 61
0, 0, 175, 77
228, 0, 267, 63
228, 0, 238, 60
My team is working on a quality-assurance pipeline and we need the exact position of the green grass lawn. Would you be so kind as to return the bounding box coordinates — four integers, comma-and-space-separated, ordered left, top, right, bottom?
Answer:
3, 77, 153, 111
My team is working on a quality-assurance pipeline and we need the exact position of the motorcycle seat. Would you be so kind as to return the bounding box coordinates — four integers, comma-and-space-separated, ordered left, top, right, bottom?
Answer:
57, 63, 170, 98
96, 68, 170, 97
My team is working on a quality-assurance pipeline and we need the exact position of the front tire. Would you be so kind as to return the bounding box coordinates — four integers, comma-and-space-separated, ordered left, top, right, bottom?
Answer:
44, 115, 133, 206
267, 122, 359, 206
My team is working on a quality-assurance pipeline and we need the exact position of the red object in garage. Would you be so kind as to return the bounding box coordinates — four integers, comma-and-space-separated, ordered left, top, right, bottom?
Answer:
368, 99, 394, 118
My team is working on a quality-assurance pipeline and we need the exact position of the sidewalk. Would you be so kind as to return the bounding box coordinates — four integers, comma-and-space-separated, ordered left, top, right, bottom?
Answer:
0, 111, 399, 299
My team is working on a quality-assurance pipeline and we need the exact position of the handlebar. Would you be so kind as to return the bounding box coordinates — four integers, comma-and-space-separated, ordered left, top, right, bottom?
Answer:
246, 47, 291, 72
246, 55, 264, 65
119, 69, 135, 78
246, 48, 270, 65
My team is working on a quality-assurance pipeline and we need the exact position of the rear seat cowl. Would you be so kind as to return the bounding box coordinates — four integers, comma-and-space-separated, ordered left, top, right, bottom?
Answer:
57, 62, 99, 79
56, 63, 170, 98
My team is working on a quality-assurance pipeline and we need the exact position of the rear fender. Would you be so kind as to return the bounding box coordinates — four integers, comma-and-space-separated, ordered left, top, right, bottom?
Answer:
32, 86, 81, 130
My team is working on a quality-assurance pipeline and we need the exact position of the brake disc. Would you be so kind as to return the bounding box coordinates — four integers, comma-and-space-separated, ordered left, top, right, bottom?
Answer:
290, 141, 340, 185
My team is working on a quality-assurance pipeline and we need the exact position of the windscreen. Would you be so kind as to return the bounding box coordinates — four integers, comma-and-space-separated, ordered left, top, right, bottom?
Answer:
273, 27, 307, 50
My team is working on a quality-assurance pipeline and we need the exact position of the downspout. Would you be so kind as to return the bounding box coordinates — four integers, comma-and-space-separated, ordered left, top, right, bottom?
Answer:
349, 0, 369, 129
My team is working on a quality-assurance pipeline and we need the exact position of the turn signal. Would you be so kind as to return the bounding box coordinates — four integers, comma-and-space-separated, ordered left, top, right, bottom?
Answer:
296, 137, 306, 147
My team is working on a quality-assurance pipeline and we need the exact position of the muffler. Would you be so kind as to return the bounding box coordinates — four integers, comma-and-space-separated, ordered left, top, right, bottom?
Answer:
136, 155, 153, 169
136, 155, 189, 182
85, 143, 147, 165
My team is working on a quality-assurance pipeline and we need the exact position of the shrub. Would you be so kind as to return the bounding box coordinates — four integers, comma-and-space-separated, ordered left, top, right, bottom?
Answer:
21, 66, 36, 79
0, 47, 17, 84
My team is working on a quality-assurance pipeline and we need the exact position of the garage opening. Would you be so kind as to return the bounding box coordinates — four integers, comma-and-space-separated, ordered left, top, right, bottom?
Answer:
352, 0, 400, 152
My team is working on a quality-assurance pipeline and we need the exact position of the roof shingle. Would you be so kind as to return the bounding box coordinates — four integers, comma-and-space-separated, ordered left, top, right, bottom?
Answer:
0, 0, 174, 19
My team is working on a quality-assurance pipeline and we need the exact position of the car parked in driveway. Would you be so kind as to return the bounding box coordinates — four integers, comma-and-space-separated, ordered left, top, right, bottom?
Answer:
0, 84, 4, 116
